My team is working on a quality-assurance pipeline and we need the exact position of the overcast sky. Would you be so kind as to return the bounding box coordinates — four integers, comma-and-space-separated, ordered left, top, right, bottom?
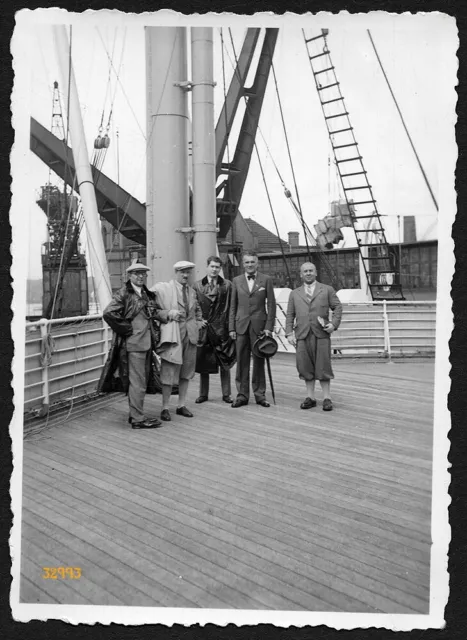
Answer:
14, 10, 456, 280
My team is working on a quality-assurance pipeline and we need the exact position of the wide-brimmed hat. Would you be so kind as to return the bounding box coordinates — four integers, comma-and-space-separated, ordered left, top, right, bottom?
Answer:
127, 259, 150, 273
174, 260, 196, 271
252, 333, 278, 359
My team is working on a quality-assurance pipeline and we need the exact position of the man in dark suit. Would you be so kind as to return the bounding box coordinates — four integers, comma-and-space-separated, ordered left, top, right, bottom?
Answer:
285, 262, 343, 411
229, 251, 276, 408
193, 255, 233, 404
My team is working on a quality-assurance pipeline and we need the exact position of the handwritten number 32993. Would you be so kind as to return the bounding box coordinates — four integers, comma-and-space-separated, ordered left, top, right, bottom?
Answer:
42, 567, 81, 579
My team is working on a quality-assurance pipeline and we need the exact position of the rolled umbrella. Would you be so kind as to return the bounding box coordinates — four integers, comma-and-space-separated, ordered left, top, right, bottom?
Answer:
266, 356, 276, 405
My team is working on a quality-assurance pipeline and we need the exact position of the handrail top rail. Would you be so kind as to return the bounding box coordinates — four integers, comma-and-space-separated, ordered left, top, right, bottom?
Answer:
25, 300, 436, 329
26, 314, 103, 329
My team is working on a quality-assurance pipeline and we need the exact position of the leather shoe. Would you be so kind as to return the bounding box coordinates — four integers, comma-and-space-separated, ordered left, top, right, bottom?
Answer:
231, 398, 248, 408
300, 397, 317, 410
256, 399, 270, 408
128, 416, 162, 426
131, 419, 162, 429
323, 398, 333, 411
195, 396, 208, 404
176, 406, 194, 418
222, 395, 233, 404
160, 409, 171, 421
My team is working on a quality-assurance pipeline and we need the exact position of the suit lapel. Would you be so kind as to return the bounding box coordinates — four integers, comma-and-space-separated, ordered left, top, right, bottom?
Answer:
251, 273, 262, 295
309, 281, 322, 304
239, 274, 250, 295
296, 285, 308, 305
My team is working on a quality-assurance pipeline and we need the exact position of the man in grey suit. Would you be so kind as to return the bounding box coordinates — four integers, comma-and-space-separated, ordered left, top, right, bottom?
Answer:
285, 262, 343, 411
229, 251, 276, 408
152, 261, 206, 422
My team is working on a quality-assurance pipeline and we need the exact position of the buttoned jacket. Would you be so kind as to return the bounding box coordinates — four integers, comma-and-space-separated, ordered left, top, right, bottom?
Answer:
229, 271, 276, 335
285, 281, 343, 340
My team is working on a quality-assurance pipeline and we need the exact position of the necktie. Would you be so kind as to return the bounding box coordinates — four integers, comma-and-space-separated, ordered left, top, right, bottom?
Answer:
183, 284, 189, 309
247, 274, 255, 281
209, 278, 216, 292
306, 287, 313, 303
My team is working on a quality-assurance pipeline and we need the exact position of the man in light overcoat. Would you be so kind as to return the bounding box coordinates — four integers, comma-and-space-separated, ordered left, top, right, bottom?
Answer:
151, 261, 205, 422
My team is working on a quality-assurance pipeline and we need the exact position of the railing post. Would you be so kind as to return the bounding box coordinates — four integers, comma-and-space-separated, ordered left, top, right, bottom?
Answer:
39, 318, 50, 415
102, 318, 110, 362
382, 299, 392, 363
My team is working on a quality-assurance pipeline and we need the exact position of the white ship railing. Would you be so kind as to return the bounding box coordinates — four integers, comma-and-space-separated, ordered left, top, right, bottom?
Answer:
24, 314, 111, 417
24, 301, 436, 416
274, 300, 437, 359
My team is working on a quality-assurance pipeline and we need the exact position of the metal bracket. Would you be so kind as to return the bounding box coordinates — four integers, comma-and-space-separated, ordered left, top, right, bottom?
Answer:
174, 80, 217, 92
175, 226, 195, 241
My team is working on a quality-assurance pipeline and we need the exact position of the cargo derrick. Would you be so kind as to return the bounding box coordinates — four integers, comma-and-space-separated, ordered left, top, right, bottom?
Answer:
37, 81, 88, 319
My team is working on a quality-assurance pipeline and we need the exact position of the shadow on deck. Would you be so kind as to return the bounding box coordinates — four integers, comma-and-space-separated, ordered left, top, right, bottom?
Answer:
20, 354, 434, 613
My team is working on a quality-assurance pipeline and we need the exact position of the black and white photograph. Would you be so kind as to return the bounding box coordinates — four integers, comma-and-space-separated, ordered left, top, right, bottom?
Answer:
9, 8, 455, 628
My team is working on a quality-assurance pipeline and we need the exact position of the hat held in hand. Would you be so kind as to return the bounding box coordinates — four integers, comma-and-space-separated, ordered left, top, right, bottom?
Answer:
252, 333, 278, 359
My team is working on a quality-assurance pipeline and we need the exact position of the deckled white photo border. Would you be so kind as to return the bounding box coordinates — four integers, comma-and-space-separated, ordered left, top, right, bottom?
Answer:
9, 8, 455, 629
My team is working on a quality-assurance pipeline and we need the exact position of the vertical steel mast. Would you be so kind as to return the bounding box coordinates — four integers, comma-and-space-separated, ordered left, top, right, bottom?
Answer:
145, 27, 190, 285
191, 27, 217, 280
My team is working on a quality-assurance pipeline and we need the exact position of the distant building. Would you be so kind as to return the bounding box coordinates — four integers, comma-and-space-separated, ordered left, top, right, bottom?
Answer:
242, 218, 291, 253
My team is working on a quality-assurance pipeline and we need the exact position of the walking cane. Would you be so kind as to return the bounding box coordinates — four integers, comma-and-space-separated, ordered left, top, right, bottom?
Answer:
266, 356, 276, 405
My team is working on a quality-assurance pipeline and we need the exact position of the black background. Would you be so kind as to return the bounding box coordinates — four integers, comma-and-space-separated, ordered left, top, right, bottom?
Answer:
1, 1, 465, 639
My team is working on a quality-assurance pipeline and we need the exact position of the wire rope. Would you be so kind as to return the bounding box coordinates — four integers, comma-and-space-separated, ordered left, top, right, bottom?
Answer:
224, 30, 314, 262
104, 29, 180, 267
367, 30, 438, 213
268, 51, 312, 258
97, 27, 146, 140
225, 30, 292, 285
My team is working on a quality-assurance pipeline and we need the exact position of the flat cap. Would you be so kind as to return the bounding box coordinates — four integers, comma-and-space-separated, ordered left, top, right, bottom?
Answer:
173, 260, 196, 271
126, 259, 151, 273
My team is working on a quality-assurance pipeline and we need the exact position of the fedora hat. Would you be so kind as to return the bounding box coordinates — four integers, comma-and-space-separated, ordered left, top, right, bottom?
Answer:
252, 333, 278, 359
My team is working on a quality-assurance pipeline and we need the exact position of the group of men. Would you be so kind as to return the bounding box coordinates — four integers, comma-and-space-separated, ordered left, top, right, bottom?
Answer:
99, 250, 342, 429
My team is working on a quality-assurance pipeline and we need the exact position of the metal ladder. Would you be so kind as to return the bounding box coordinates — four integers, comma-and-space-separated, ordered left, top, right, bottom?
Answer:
303, 29, 405, 300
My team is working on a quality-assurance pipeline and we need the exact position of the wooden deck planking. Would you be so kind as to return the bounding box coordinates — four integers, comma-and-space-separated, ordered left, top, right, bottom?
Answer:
25, 428, 430, 570
35, 421, 431, 551
20, 357, 434, 612
43, 418, 431, 536
24, 439, 430, 587
24, 441, 430, 585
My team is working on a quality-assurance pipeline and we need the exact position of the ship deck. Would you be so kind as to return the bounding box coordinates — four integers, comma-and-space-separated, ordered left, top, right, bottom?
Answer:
20, 354, 435, 613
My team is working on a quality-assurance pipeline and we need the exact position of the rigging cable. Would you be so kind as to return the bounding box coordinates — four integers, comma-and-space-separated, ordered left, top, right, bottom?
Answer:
50, 25, 74, 320
367, 29, 438, 212
104, 29, 180, 267
219, 29, 231, 182
93, 28, 127, 189
254, 145, 293, 286
219, 28, 235, 243
226, 30, 292, 285
225, 30, 314, 259
268, 48, 312, 259
97, 27, 146, 140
